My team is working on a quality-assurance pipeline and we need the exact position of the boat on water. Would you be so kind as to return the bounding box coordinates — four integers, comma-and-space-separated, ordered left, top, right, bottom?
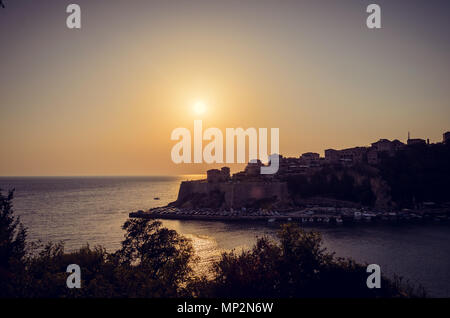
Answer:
362, 213, 375, 221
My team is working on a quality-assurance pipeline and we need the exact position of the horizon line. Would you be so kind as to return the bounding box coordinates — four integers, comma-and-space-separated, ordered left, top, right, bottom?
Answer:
0, 174, 206, 178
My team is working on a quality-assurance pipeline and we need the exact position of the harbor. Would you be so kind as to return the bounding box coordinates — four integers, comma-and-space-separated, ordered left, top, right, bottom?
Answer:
129, 206, 450, 225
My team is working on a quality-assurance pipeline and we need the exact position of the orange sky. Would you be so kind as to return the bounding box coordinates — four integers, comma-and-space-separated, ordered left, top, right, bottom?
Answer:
1, 0, 450, 176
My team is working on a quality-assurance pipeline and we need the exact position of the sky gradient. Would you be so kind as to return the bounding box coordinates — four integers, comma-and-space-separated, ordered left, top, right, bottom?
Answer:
1, 0, 450, 176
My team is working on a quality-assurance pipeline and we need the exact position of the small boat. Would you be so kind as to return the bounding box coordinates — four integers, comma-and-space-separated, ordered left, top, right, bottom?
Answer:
268, 218, 276, 223
336, 218, 343, 224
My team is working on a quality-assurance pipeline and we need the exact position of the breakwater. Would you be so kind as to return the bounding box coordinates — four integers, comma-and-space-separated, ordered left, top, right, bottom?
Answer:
129, 206, 450, 225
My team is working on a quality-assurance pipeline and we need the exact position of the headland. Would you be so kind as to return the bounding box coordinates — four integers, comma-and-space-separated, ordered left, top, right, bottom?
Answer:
130, 131, 450, 225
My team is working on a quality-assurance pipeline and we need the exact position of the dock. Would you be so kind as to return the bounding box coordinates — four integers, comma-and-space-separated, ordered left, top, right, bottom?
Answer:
129, 206, 450, 225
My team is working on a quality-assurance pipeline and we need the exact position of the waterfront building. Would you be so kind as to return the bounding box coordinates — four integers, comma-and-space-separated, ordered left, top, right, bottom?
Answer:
444, 131, 450, 144
407, 138, 426, 146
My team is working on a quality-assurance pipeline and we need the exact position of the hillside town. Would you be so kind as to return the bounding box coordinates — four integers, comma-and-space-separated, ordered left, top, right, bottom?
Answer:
273, 130, 450, 177
208, 130, 450, 182
130, 130, 450, 225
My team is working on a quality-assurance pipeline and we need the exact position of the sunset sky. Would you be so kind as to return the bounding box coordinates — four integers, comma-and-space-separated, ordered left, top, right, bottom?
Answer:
1, 0, 450, 176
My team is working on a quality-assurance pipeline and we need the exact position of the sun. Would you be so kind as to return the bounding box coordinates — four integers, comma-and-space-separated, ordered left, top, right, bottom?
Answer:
193, 100, 207, 115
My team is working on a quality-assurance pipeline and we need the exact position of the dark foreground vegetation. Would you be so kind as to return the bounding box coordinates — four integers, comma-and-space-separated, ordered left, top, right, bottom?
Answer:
1, 189, 425, 298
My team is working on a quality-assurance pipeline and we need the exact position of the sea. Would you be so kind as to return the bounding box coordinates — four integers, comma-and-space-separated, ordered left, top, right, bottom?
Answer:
0, 176, 449, 297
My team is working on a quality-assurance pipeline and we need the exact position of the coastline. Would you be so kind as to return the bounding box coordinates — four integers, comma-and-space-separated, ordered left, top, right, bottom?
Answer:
130, 205, 450, 225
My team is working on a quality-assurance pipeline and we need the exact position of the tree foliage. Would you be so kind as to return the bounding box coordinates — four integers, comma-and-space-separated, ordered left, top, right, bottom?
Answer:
200, 224, 424, 298
1, 193, 196, 298
379, 143, 450, 207
0, 189, 27, 297
286, 143, 450, 208
1, 191, 423, 298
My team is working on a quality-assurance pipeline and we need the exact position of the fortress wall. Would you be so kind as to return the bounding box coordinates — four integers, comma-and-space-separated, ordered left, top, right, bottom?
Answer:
175, 180, 290, 208
228, 182, 289, 208
176, 181, 208, 202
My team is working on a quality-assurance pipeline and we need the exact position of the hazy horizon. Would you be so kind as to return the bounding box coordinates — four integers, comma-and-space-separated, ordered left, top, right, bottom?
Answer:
0, 174, 206, 177
1, 0, 450, 176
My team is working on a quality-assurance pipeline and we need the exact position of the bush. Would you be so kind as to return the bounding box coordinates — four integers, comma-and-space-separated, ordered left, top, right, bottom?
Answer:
379, 143, 450, 207
0, 189, 27, 297
1, 190, 424, 298
200, 224, 424, 298
19, 219, 197, 298
0, 191, 197, 298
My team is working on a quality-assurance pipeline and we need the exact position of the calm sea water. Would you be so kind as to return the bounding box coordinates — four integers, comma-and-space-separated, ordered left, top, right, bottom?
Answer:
1, 176, 449, 297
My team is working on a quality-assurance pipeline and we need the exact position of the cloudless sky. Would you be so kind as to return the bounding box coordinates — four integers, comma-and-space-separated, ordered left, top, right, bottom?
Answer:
1, 0, 449, 176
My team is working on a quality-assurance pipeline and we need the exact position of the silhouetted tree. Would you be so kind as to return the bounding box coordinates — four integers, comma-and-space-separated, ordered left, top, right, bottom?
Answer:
112, 219, 195, 297
379, 143, 450, 207
0, 191, 424, 298
0, 189, 27, 297
200, 224, 424, 298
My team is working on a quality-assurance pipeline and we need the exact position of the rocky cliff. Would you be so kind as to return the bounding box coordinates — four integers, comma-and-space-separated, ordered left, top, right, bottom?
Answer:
170, 179, 291, 209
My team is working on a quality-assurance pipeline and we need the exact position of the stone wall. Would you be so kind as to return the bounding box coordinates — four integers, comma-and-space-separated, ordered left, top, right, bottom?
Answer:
173, 180, 290, 209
